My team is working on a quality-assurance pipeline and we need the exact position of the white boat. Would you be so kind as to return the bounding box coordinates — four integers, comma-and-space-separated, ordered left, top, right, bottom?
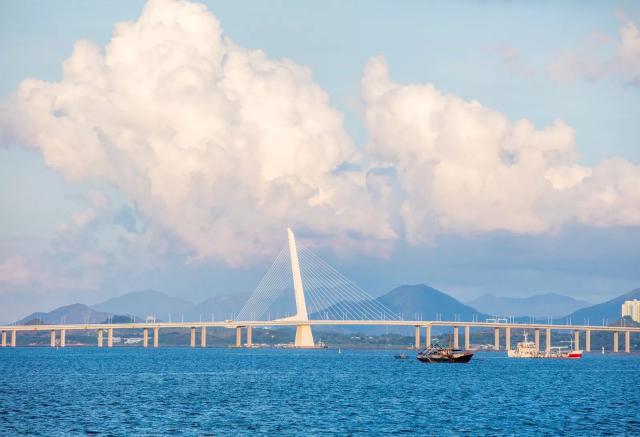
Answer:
544, 346, 583, 359
507, 333, 538, 358
508, 333, 583, 359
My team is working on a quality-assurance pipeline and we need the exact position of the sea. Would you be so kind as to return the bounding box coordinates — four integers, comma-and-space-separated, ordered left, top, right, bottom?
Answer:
1, 348, 639, 436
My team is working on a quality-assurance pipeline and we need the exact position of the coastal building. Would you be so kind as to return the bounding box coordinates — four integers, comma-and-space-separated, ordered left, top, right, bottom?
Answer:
621, 299, 640, 323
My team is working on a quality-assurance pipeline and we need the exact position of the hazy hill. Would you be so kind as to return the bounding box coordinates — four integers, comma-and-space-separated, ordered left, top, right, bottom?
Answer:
19, 285, 637, 329
17, 303, 112, 325
377, 284, 489, 321
564, 287, 640, 323
16, 290, 251, 326
467, 293, 591, 318
92, 289, 194, 321
309, 284, 489, 334
186, 292, 251, 322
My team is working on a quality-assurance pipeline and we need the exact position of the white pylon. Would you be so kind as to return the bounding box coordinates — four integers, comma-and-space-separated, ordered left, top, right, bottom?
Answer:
280, 228, 315, 347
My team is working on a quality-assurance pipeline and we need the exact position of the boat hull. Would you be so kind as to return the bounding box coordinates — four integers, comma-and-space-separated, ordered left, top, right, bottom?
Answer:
508, 350, 583, 359
417, 352, 474, 363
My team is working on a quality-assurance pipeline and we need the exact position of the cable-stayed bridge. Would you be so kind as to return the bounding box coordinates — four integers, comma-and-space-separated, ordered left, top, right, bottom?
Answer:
235, 228, 399, 346
1, 228, 639, 352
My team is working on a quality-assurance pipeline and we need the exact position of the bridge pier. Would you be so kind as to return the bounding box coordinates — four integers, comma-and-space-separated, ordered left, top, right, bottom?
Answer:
494, 327, 499, 351
426, 325, 431, 347
465, 325, 470, 350
11, 330, 16, 347
614, 331, 619, 352
190, 327, 196, 348
534, 329, 540, 353
505, 327, 511, 351
453, 326, 459, 349
201, 326, 207, 348
294, 325, 314, 348
236, 327, 242, 348
625, 331, 630, 353
414, 326, 421, 349
50, 330, 56, 348
574, 330, 580, 351
247, 326, 253, 347
2, 330, 6, 347
107, 328, 113, 348
586, 329, 591, 352
98, 329, 103, 347
153, 327, 159, 348
60, 329, 66, 348
143, 328, 149, 347
546, 328, 551, 352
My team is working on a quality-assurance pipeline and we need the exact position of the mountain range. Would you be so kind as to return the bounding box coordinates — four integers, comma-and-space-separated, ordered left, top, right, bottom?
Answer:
467, 293, 591, 318
92, 289, 194, 321
565, 287, 640, 324
15, 285, 639, 327
17, 289, 250, 325
378, 284, 486, 320
17, 303, 112, 325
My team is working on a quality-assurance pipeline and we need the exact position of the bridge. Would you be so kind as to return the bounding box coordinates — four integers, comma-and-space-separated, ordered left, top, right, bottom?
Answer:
1, 228, 638, 352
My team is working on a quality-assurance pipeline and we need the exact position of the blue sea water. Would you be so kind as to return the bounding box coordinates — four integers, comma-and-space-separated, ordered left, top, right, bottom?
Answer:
1, 348, 639, 436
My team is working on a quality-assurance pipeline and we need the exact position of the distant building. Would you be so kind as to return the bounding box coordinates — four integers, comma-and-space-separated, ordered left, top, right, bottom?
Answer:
621, 299, 640, 323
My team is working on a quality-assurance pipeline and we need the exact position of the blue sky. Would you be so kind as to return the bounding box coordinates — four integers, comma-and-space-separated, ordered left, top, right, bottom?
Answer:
0, 0, 639, 322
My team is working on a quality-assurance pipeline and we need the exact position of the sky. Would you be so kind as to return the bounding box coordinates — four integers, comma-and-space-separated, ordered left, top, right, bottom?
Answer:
0, 0, 639, 323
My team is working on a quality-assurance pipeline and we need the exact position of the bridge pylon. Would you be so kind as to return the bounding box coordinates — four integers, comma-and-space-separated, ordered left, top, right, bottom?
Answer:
279, 228, 315, 347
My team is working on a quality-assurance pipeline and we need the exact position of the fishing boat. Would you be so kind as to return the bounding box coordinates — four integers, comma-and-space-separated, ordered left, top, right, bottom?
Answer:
416, 344, 473, 363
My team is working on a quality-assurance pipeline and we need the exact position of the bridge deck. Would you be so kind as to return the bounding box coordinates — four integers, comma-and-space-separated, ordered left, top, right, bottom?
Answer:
1, 320, 638, 332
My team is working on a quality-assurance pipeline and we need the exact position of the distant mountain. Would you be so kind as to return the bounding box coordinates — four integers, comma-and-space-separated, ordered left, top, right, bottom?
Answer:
377, 284, 489, 321
308, 284, 489, 334
15, 290, 250, 326
467, 293, 591, 318
92, 290, 194, 321
17, 303, 112, 325
186, 292, 251, 322
564, 287, 640, 323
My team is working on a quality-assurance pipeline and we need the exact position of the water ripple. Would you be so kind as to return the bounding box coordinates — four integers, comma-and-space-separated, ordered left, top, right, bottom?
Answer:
0, 348, 639, 435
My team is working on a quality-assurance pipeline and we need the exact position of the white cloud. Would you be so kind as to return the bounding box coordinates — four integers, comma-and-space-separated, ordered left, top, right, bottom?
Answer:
361, 57, 640, 244
616, 16, 640, 84
0, 0, 638, 280
548, 15, 640, 85
1, 0, 395, 266
0, 189, 174, 294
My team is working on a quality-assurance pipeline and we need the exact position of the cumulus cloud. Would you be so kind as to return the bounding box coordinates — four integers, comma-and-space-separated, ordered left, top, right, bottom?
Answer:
1, 0, 395, 265
548, 15, 640, 85
1, 0, 638, 277
362, 57, 640, 244
0, 188, 174, 294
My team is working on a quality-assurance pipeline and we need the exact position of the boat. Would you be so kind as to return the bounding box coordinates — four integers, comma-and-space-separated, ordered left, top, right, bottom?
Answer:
416, 344, 473, 363
394, 353, 409, 360
507, 333, 538, 358
543, 347, 583, 359
507, 333, 582, 359
316, 339, 328, 349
